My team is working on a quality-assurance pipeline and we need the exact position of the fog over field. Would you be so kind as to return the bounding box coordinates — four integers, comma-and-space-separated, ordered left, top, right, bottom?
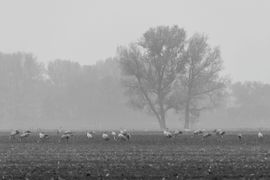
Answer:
0, 0, 270, 130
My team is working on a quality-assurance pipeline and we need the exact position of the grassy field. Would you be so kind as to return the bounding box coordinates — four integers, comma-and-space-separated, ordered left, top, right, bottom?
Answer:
1, 131, 270, 179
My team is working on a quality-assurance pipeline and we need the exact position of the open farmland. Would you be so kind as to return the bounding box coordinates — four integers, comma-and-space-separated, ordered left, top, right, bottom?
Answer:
1, 131, 270, 179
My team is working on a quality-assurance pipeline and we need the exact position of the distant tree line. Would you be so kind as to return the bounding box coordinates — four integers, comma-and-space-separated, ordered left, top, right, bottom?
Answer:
0, 53, 125, 129
0, 26, 270, 130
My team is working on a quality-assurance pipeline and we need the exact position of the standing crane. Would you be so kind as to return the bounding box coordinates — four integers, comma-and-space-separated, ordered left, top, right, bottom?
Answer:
10, 130, 20, 141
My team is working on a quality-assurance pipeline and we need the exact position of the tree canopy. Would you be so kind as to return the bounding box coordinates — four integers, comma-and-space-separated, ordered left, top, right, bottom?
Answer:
118, 25, 186, 129
171, 34, 226, 129
118, 26, 226, 129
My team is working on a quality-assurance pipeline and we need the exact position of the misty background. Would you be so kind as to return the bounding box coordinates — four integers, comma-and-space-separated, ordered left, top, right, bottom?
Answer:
0, 0, 270, 130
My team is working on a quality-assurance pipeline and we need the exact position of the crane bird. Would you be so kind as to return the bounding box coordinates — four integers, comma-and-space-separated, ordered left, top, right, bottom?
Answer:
60, 132, 73, 143
213, 129, 221, 133
102, 133, 110, 141
163, 130, 173, 138
86, 132, 93, 139
119, 129, 127, 136
111, 131, 117, 141
219, 130, 226, 137
173, 130, 183, 137
193, 129, 204, 136
19, 130, 31, 142
258, 132, 263, 140
118, 133, 129, 141
10, 130, 20, 140
238, 133, 242, 141
120, 130, 131, 139
39, 132, 49, 142
213, 129, 226, 138
203, 132, 212, 139
111, 131, 117, 136
125, 132, 131, 140
64, 130, 73, 134
120, 129, 127, 133
117, 130, 131, 141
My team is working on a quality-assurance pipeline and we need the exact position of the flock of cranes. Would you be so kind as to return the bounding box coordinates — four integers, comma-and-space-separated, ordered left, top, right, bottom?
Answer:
98, 130, 131, 141
10, 130, 32, 142
9, 129, 132, 143
9, 128, 265, 143
163, 129, 183, 138
163, 128, 264, 141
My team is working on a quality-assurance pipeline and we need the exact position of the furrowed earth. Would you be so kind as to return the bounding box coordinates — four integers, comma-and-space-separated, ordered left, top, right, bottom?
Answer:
1, 131, 270, 179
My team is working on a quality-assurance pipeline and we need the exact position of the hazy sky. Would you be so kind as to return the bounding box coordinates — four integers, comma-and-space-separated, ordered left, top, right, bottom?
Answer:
0, 0, 269, 83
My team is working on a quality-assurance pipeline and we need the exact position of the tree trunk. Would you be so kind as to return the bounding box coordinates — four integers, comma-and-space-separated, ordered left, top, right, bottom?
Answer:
184, 101, 190, 129
158, 114, 166, 130
158, 98, 167, 130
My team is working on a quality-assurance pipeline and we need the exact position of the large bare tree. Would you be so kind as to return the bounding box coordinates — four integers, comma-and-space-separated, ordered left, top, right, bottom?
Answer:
172, 34, 226, 129
118, 26, 186, 129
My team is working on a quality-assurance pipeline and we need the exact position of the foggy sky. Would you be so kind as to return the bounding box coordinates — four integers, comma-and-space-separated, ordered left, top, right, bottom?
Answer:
0, 0, 269, 83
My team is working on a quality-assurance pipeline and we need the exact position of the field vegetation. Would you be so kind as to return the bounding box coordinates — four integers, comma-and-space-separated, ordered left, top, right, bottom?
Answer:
1, 131, 270, 179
